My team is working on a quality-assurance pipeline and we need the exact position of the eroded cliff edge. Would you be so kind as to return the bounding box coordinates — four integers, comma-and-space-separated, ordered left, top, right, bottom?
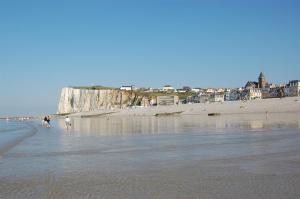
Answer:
57, 87, 140, 114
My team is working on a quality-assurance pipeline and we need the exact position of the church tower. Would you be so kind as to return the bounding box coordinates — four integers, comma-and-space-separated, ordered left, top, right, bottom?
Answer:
258, 72, 267, 88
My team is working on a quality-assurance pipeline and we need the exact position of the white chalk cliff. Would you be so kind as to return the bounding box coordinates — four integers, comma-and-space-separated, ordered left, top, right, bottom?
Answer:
57, 87, 139, 114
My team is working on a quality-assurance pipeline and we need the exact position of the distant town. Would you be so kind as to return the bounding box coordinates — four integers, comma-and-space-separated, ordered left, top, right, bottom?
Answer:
116, 72, 299, 106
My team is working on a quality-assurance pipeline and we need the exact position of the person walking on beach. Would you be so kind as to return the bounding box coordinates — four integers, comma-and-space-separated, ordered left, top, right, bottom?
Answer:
42, 116, 48, 127
42, 116, 50, 128
46, 115, 51, 128
65, 116, 71, 130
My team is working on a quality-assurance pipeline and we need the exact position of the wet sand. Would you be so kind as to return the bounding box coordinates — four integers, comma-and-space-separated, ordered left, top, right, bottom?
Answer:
1, 113, 300, 199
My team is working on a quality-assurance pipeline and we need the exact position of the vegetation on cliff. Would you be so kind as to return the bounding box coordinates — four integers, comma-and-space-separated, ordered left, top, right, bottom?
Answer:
71, 85, 117, 90
69, 86, 195, 100
135, 90, 195, 100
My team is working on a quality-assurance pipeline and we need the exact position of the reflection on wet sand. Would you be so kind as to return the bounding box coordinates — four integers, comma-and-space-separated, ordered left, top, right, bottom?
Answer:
58, 113, 300, 136
1, 113, 300, 199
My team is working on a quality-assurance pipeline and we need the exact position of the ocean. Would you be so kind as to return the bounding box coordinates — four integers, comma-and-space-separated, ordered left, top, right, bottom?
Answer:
0, 113, 300, 199
0, 120, 36, 157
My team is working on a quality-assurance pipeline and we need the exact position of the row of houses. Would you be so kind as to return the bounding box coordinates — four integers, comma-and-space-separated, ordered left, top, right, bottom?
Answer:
129, 80, 299, 107
120, 85, 225, 94
178, 79, 299, 105
120, 85, 184, 92
120, 73, 300, 106
193, 79, 299, 103
120, 71, 299, 98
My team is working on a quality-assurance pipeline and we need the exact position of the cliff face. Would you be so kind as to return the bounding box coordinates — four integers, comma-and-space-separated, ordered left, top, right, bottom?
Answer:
57, 87, 139, 114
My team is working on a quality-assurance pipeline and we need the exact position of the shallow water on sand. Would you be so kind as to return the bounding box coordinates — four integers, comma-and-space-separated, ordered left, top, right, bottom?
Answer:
0, 113, 300, 199
0, 121, 35, 157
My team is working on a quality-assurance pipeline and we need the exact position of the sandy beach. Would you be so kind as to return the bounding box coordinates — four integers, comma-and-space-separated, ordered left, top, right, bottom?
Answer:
1, 110, 300, 199
68, 96, 300, 118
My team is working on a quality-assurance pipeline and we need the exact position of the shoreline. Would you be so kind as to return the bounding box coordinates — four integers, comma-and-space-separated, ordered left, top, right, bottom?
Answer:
62, 96, 300, 118
0, 122, 37, 157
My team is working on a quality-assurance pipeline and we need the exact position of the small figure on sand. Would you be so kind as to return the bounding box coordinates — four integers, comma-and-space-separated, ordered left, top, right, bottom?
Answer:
47, 116, 51, 127
42, 116, 47, 127
42, 116, 51, 128
65, 116, 71, 130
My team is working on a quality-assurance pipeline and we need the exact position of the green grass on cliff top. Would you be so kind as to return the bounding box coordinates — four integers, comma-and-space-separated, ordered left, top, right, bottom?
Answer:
71, 86, 118, 90
70, 86, 195, 99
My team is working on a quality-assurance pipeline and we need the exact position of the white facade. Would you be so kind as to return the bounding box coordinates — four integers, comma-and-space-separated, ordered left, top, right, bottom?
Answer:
162, 85, 176, 92
248, 88, 262, 100
205, 88, 215, 93
120, 86, 133, 91
120, 85, 137, 91
269, 83, 277, 89
199, 93, 224, 103
225, 90, 240, 101
191, 88, 201, 93
210, 93, 224, 102
199, 94, 210, 103
286, 80, 300, 96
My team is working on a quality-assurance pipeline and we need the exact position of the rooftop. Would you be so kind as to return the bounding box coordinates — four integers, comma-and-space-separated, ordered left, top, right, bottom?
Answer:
259, 72, 265, 79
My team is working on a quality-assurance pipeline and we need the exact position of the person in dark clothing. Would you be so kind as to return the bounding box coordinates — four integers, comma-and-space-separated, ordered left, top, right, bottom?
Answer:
42, 116, 48, 127
46, 116, 51, 127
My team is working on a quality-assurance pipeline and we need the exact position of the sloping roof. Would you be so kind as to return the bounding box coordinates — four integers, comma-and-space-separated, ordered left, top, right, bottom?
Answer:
245, 81, 258, 89
259, 72, 265, 79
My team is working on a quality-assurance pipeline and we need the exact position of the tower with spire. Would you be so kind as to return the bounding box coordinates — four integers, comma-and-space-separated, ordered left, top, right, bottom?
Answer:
258, 72, 267, 88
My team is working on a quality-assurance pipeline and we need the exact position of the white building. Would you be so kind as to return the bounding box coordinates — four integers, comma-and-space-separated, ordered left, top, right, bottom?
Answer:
210, 93, 224, 102
199, 93, 224, 103
191, 88, 202, 93
268, 83, 277, 89
120, 85, 137, 91
120, 86, 133, 91
162, 85, 176, 92
205, 88, 215, 93
224, 89, 240, 101
199, 94, 210, 103
248, 88, 262, 100
285, 80, 300, 96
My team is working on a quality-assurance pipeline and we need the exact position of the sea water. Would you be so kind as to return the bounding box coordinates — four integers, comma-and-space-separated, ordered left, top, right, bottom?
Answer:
0, 113, 300, 199
0, 120, 34, 156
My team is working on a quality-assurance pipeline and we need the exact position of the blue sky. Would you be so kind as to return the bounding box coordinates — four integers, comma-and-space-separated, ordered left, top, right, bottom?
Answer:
0, 0, 300, 116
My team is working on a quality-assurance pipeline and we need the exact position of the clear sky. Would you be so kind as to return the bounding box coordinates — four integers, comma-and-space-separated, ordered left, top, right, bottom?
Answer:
0, 0, 300, 116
